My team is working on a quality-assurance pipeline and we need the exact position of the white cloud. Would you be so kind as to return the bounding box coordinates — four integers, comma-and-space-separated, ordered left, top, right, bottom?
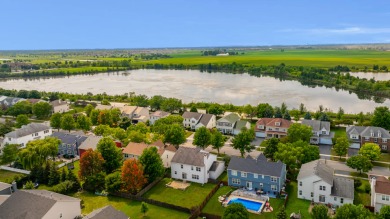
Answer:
280, 27, 390, 35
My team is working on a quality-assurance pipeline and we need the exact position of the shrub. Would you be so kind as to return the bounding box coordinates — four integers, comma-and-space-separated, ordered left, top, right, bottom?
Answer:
52, 180, 77, 195
364, 183, 371, 193
23, 181, 34, 189
354, 179, 362, 190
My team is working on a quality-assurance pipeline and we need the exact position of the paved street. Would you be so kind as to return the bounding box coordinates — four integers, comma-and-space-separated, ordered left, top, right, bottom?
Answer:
325, 159, 390, 177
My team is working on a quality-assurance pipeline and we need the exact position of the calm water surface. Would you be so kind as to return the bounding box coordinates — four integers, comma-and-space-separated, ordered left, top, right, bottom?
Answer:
349, 72, 390, 81
1, 69, 389, 113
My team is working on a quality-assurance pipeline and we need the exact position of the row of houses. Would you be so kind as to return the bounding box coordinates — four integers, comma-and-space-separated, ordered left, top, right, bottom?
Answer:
0, 95, 71, 113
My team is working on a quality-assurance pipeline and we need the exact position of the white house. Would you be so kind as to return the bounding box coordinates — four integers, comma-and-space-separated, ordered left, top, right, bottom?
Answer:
150, 111, 171, 125
232, 120, 251, 135
171, 147, 224, 184
0, 96, 25, 109
301, 119, 334, 145
370, 176, 390, 213
0, 190, 81, 219
297, 159, 354, 207
50, 99, 70, 113
182, 112, 216, 130
1, 123, 52, 152
121, 106, 150, 123
216, 113, 240, 135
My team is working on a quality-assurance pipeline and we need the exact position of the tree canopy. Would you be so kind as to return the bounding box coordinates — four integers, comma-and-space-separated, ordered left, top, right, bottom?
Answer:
139, 147, 165, 183
193, 127, 212, 149
359, 143, 381, 161
232, 128, 255, 157
79, 149, 105, 180
346, 155, 373, 174
121, 159, 147, 194
287, 123, 312, 143
97, 137, 123, 173
222, 203, 249, 219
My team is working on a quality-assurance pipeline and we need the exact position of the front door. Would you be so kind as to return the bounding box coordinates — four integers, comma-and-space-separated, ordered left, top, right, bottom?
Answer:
319, 195, 325, 203
182, 173, 187, 179
246, 181, 252, 189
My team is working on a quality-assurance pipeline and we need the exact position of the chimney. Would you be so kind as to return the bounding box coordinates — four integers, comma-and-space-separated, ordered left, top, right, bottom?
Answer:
371, 177, 376, 207
11, 181, 17, 193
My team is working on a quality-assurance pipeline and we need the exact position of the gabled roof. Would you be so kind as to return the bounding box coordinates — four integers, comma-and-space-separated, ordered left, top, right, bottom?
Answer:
227, 154, 285, 177
346, 126, 390, 139
218, 113, 240, 123
5, 123, 50, 138
0, 182, 11, 191
165, 145, 177, 152
122, 142, 149, 156
52, 132, 87, 145
151, 110, 170, 117
234, 120, 249, 130
0, 190, 80, 219
198, 113, 214, 126
171, 147, 208, 167
134, 107, 149, 116
297, 160, 334, 185
121, 106, 137, 115
78, 136, 103, 151
373, 176, 390, 195
331, 177, 354, 199
301, 119, 330, 132
182, 112, 203, 120
50, 99, 68, 107
83, 205, 128, 219
0, 96, 25, 107
265, 118, 292, 128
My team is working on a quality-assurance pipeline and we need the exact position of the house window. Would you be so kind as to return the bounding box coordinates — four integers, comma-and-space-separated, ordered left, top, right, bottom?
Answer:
319, 185, 326, 191
231, 170, 237, 176
319, 195, 325, 202
275, 122, 280, 126
322, 131, 327, 135
258, 125, 264, 129
311, 192, 313, 197
35, 133, 38, 136
299, 190, 302, 195
371, 132, 374, 137
8, 138, 11, 141
340, 198, 344, 203
374, 138, 378, 143
262, 175, 264, 179
67, 150, 71, 154
365, 137, 370, 141
196, 167, 201, 172
167, 155, 168, 158
181, 165, 183, 169
275, 128, 279, 131
383, 139, 388, 143
241, 172, 247, 178
382, 145, 388, 150
299, 181, 302, 186
174, 171, 177, 175
271, 185, 277, 191
382, 195, 390, 201
191, 166, 194, 170
271, 177, 277, 182
253, 174, 258, 178
334, 197, 337, 201
232, 178, 240, 184
259, 183, 263, 187
192, 175, 199, 180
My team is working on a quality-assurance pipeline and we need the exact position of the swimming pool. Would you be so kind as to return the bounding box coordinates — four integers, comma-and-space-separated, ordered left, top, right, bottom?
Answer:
228, 197, 263, 212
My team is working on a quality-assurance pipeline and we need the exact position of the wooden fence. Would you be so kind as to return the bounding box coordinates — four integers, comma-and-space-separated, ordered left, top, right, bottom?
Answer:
136, 177, 163, 197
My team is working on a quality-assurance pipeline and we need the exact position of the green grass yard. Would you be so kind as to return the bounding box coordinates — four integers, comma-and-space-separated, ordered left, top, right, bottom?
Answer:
143, 178, 216, 209
354, 179, 371, 206
331, 127, 347, 139
0, 169, 26, 184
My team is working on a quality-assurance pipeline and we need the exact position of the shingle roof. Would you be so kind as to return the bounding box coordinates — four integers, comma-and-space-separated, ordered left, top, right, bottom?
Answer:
0, 190, 80, 219
95, 105, 113, 111
209, 161, 223, 172
121, 106, 137, 115
331, 177, 354, 199
50, 99, 68, 107
182, 112, 203, 120
0, 182, 11, 191
301, 119, 330, 132
0, 96, 25, 107
83, 205, 128, 219
227, 154, 285, 177
171, 147, 208, 167
198, 114, 214, 126
297, 160, 334, 185
151, 110, 170, 117
265, 118, 292, 128
122, 142, 149, 156
78, 136, 103, 151
219, 113, 240, 123
346, 126, 390, 139
52, 132, 87, 145
5, 123, 50, 138
234, 120, 249, 130
374, 176, 390, 195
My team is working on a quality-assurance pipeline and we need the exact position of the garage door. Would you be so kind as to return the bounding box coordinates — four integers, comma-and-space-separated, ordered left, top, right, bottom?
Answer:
319, 138, 333, 145
349, 143, 360, 149
256, 132, 266, 138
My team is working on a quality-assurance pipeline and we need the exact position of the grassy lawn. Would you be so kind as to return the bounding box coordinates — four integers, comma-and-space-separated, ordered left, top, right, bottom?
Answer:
0, 169, 26, 184
185, 131, 193, 138
354, 179, 371, 206
202, 186, 233, 215
59, 160, 80, 179
143, 178, 216, 208
331, 127, 347, 139
74, 192, 189, 219
379, 153, 390, 162
217, 171, 228, 182
284, 182, 311, 218
70, 104, 86, 113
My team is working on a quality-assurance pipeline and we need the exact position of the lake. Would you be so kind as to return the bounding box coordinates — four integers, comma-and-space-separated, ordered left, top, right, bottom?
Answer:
349, 72, 390, 81
0, 69, 389, 113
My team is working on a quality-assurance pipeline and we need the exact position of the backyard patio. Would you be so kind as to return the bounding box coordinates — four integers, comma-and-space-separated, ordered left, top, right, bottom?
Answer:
166, 180, 190, 190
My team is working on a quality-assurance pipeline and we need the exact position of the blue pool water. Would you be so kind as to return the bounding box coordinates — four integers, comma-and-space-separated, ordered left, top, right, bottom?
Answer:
228, 198, 263, 212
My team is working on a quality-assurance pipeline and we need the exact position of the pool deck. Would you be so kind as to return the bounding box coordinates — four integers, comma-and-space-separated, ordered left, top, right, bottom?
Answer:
224, 195, 265, 214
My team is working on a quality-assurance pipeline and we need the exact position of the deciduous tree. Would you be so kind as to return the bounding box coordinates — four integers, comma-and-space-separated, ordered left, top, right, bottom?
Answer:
15, 114, 29, 128
97, 137, 123, 173
359, 143, 381, 161
139, 147, 164, 183
193, 127, 212, 149
287, 123, 312, 143
372, 106, 390, 130
333, 137, 349, 159
0, 144, 19, 165
163, 123, 186, 147
346, 155, 373, 174
61, 114, 75, 132
210, 130, 225, 155
50, 113, 62, 131
263, 138, 279, 161
232, 128, 255, 157
161, 98, 182, 113
222, 203, 249, 219
335, 204, 370, 219
311, 204, 329, 219
105, 172, 122, 193
141, 202, 149, 217
121, 159, 147, 194
32, 102, 52, 119
79, 149, 105, 180
76, 114, 91, 131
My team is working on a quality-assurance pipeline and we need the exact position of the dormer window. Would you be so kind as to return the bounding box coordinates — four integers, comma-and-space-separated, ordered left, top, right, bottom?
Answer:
378, 131, 382, 138
275, 122, 280, 126
371, 132, 374, 137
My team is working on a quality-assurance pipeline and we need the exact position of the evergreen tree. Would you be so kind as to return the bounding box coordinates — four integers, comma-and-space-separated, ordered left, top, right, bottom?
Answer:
48, 163, 60, 186
304, 112, 312, 120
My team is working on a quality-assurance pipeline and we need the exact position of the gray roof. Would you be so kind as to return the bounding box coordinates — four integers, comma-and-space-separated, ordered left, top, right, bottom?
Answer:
219, 113, 240, 123
52, 132, 87, 145
0, 182, 11, 191
198, 113, 214, 126
0, 96, 25, 108
346, 126, 390, 139
234, 120, 249, 130
78, 135, 103, 151
151, 110, 170, 117
84, 205, 128, 219
171, 147, 208, 167
227, 154, 285, 177
182, 112, 202, 120
302, 119, 330, 132
297, 160, 334, 185
50, 99, 68, 107
331, 177, 354, 199
5, 123, 50, 138
0, 190, 79, 219
209, 161, 223, 172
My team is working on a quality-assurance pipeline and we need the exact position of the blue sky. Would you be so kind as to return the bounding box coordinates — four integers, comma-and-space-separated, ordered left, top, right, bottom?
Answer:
1, 0, 390, 50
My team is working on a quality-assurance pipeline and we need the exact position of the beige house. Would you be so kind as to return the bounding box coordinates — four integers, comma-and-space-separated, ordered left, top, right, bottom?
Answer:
370, 176, 390, 213
121, 106, 150, 123
150, 111, 171, 125
50, 100, 70, 113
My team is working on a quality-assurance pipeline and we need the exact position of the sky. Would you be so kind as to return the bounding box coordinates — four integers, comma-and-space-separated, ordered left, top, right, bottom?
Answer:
1, 0, 390, 50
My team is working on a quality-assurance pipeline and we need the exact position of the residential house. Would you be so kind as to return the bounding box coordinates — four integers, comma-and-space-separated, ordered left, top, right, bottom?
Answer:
121, 106, 150, 123
216, 113, 241, 135
346, 126, 390, 150
151, 140, 177, 168
78, 135, 103, 157
227, 154, 286, 196
122, 142, 149, 160
0, 96, 25, 109
83, 205, 128, 219
182, 112, 216, 130
301, 119, 334, 145
255, 118, 292, 139
233, 120, 251, 135
95, 104, 113, 111
171, 147, 224, 184
370, 176, 390, 213
0, 190, 81, 219
0, 182, 16, 205
297, 159, 354, 206
27, 99, 45, 104
50, 99, 70, 113
150, 110, 170, 125
1, 123, 52, 151
52, 132, 87, 156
